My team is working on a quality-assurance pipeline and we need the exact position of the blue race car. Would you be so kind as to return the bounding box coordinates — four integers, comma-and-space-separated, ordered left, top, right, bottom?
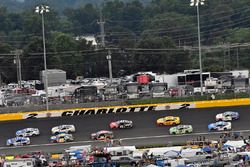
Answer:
216, 111, 239, 121
6, 137, 31, 146
208, 121, 231, 131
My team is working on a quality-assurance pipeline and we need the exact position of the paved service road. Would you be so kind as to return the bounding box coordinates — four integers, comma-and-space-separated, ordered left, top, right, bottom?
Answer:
1, 105, 250, 154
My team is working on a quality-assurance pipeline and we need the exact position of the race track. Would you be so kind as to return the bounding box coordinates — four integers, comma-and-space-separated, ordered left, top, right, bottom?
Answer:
1, 105, 250, 154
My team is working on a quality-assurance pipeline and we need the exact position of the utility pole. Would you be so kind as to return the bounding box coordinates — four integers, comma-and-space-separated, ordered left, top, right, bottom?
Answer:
236, 48, 239, 69
12, 49, 23, 88
228, 43, 231, 70
106, 50, 113, 83
98, 10, 105, 47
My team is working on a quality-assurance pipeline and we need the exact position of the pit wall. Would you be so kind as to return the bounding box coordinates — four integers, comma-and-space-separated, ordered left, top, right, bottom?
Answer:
1, 98, 250, 122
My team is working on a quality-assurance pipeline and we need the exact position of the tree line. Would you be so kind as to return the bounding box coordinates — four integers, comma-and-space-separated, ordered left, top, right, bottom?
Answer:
0, 0, 250, 83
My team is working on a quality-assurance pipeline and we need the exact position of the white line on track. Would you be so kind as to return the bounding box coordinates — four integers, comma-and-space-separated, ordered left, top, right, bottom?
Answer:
1, 129, 250, 150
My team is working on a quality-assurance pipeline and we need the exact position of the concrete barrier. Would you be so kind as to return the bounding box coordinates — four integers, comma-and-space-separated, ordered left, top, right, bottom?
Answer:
195, 98, 250, 108
0, 113, 23, 121
0, 98, 250, 122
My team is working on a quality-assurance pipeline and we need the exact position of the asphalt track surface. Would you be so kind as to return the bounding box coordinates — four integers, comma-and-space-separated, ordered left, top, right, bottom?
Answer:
1, 105, 250, 154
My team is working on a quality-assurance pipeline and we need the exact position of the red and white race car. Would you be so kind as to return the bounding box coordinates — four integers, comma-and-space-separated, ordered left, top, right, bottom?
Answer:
109, 120, 133, 129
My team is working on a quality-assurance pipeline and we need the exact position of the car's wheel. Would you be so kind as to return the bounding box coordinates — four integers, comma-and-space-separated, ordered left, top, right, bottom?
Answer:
55, 132, 59, 135
68, 131, 71, 133
159, 123, 163, 126
185, 131, 189, 134
172, 132, 176, 135
224, 128, 227, 131
172, 123, 176, 125
32, 134, 36, 136
131, 162, 136, 167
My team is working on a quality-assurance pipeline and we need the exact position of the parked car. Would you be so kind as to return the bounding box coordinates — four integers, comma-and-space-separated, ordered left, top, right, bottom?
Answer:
16, 128, 40, 137
208, 121, 231, 131
51, 125, 75, 135
111, 156, 139, 166
91, 130, 114, 140
157, 116, 180, 126
169, 125, 193, 135
216, 111, 239, 121
109, 120, 133, 129
50, 133, 74, 143
6, 137, 30, 146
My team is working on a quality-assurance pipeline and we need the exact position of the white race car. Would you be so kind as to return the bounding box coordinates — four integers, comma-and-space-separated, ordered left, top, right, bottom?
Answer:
51, 125, 75, 135
6, 137, 30, 146
208, 121, 232, 131
16, 128, 40, 137
215, 111, 239, 121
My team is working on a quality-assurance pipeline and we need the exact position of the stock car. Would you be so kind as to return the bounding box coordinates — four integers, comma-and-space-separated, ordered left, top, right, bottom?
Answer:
91, 130, 114, 140
50, 133, 74, 143
208, 121, 232, 131
215, 111, 239, 121
51, 125, 75, 135
16, 128, 40, 137
156, 116, 180, 126
109, 120, 133, 129
169, 125, 193, 135
6, 137, 31, 146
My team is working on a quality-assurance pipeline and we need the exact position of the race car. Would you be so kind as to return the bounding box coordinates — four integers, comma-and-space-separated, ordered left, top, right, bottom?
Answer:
215, 111, 239, 121
157, 116, 180, 126
50, 133, 74, 143
51, 125, 75, 135
16, 128, 40, 137
91, 130, 114, 140
109, 120, 133, 129
6, 137, 30, 146
208, 121, 232, 131
169, 125, 193, 135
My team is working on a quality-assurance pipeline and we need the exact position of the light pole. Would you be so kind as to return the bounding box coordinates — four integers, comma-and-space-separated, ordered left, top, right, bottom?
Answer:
190, 0, 205, 96
35, 5, 50, 111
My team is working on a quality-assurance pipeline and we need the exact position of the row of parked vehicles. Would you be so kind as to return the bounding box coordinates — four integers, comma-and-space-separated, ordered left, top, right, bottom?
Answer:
6, 111, 239, 146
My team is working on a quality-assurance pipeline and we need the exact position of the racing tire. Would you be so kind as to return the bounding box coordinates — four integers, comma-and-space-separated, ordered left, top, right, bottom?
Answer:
185, 131, 189, 134
171, 132, 176, 135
